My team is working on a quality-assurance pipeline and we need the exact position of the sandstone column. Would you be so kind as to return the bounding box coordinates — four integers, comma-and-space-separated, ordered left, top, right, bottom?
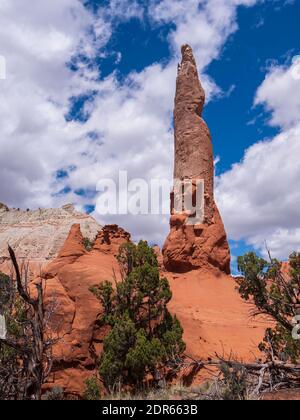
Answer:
163, 45, 231, 274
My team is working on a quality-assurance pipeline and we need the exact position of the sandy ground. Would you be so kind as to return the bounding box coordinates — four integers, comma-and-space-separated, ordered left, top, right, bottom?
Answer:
166, 268, 268, 362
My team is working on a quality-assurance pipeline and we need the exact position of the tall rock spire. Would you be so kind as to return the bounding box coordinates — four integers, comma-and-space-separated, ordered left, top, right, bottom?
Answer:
163, 45, 231, 274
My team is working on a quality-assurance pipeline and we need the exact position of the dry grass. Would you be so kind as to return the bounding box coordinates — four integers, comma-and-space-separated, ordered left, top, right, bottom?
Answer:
101, 381, 259, 401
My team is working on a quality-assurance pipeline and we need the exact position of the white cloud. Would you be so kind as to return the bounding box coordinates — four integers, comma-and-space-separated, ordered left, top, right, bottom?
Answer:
254, 59, 300, 128
0, 1, 101, 200
107, 0, 144, 21
217, 58, 300, 259
149, 0, 257, 69
0, 0, 260, 246
0, 0, 141, 209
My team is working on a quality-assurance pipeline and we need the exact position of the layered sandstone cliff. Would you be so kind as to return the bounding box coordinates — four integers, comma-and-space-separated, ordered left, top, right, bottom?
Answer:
0, 203, 101, 266
163, 45, 231, 274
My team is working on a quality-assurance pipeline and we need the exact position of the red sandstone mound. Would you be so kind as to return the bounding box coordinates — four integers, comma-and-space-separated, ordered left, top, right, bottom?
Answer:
166, 268, 267, 363
93, 224, 131, 255
40, 224, 130, 396
163, 45, 230, 274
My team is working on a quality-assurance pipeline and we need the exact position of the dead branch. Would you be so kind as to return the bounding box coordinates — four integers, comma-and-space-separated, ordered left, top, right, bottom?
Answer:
0, 247, 58, 400
8, 246, 36, 307
182, 353, 300, 396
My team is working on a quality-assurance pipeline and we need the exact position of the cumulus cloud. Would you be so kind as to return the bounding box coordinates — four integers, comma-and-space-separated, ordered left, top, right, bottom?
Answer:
254, 58, 300, 129
149, 0, 257, 68
0, 0, 108, 206
0, 0, 260, 245
216, 58, 300, 259
0, 0, 142, 209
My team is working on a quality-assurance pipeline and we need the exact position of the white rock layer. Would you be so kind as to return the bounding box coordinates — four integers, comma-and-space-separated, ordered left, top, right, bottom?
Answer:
0, 203, 101, 264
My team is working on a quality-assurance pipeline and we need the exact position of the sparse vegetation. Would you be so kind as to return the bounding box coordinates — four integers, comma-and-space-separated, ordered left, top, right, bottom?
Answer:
0, 273, 23, 400
81, 378, 257, 401
90, 241, 186, 391
217, 362, 249, 400
0, 248, 56, 400
2, 241, 300, 400
43, 387, 64, 401
83, 377, 101, 401
237, 251, 300, 364
83, 237, 93, 251
210, 250, 300, 395
172, 250, 300, 399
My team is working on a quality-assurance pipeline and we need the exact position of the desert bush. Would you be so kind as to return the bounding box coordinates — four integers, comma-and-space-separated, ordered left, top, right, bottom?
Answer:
83, 377, 101, 400
0, 272, 25, 399
218, 362, 249, 400
0, 273, 13, 308
83, 237, 93, 252
99, 379, 257, 401
237, 252, 300, 364
43, 387, 64, 401
91, 241, 186, 390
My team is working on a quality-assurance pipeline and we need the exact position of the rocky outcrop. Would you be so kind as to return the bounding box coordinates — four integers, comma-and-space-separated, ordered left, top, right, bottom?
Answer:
42, 224, 87, 280
163, 45, 231, 274
0, 204, 101, 268
41, 224, 130, 396
93, 225, 131, 255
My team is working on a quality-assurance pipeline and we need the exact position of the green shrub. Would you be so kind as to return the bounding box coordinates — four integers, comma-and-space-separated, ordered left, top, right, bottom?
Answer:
219, 362, 248, 400
0, 272, 23, 399
83, 377, 101, 400
0, 273, 12, 307
91, 241, 186, 389
83, 237, 93, 252
237, 252, 300, 363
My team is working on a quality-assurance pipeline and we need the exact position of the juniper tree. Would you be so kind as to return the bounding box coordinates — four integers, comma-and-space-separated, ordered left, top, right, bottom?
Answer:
237, 251, 300, 364
91, 241, 186, 389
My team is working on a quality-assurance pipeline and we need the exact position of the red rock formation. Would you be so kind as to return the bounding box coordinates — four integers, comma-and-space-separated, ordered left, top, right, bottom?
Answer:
38, 223, 266, 397
93, 224, 131, 255
40, 224, 130, 396
163, 45, 231, 274
43, 224, 87, 279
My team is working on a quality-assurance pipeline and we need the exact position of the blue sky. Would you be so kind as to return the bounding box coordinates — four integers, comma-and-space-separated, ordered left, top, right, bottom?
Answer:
81, 0, 299, 172
1, 0, 300, 273
206, 0, 299, 172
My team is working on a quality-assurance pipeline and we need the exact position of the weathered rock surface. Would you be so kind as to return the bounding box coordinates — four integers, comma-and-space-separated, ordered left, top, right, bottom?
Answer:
0, 203, 101, 268
41, 224, 130, 396
163, 45, 231, 274
93, 224, 131, 256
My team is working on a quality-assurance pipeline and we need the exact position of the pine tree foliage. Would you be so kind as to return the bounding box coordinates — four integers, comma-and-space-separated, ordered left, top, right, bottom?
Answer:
91, 241, 186, 388
237, 252, 300, 363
